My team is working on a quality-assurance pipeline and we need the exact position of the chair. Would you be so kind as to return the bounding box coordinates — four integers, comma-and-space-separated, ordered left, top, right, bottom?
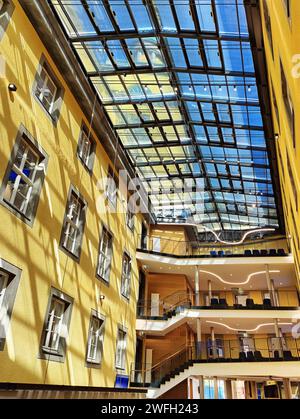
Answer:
274, 350, 282, 360
219, 298, 228, 308
246, 298, 255, 308
218, 250, 225, 257
269, 249, 277, 256
239, 351, 247, 361
277, 248, 286, 256
283, 350, 293, 360
263, 298, 272, 308
254, 350, 264, 361
246, 351, 255, 361
210, 298, 219, 306
252, 249, 260, 257
210, 251, 217, 257
244, 249, 252, 257
260, 249, 268, 256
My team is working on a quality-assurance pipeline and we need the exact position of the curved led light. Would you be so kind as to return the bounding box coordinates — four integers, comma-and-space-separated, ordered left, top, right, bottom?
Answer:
201, 226, 276, 246
198, 269, 280, 286
206, 321, 292, 332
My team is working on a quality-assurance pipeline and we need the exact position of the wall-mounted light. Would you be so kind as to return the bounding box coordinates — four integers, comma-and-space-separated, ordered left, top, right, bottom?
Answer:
99, 294, 105, 302
274, 133, 280, 140
8, 83, 17, 92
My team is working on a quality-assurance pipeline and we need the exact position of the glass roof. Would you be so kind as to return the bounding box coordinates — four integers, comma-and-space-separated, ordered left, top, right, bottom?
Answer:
50, 0, 279, 231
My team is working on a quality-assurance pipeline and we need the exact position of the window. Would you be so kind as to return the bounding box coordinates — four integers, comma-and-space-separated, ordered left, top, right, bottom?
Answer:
86, 312, 105, 365
106, 167, 118, 207
262, 0, 273, 58
77, 125, 96, 172
287, 155, 298, 211
33, 56, 64, 124
0, 259, 21, 351
280, 60, 295, 147
60, 187, 87, 260
97, 227, 113, 283
283, 0, 291, 20
120, 253, 131, 299
0, 0, 15, 41
0, 126, 48, 226
126, 209, 135, 231
40, 288, 73, 362
35, 66, 57, 114
115, 327, 127, 370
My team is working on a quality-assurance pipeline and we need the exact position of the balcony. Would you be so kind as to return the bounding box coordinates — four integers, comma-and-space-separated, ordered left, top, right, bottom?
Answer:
137, 289, 300, 320
138, 234, 290, 259
130, 337, 300, 389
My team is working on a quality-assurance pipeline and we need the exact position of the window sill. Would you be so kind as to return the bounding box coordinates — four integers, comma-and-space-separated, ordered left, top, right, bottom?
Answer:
96, 273, 110, 286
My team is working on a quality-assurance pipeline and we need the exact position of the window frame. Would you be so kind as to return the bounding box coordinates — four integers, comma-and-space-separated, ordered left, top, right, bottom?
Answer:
77, 123, 96, 173
86, 311, 105, 367
120, 252, 131, 300
0, 0, 15, 41
105, 166, 118, 208
115, 326, 127, 371
39, 288, 73, 363
280, 59, 295, 148
0, 125, 49, 227
32, 55, 65, 125
60, 185, 87, 262
96, 225, 113, 284
0, 258, 22, 351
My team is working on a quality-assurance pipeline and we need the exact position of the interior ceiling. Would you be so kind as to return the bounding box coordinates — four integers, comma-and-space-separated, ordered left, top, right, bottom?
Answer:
50, 0, 280, 231
145, 261, 296, 290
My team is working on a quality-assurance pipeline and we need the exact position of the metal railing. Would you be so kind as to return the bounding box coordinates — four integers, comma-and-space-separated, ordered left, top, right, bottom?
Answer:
137, 289, 300, 318
137, 234, 289, 258
130, 337, 300, 388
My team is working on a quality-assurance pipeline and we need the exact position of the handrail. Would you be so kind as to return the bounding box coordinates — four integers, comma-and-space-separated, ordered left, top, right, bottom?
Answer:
151, 343, 188, 369
139, 233, 288, 249
130, 336, 300, 388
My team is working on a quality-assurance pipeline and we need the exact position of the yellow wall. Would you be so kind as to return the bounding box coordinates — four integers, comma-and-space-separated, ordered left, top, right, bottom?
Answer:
260, 0, 300, 286
0, 2, 142, 387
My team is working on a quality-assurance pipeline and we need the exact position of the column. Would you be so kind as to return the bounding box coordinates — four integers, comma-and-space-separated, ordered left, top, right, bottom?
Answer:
198, 376, 205, 399
195, 268, 200, 306
208, 280, 212, 304
283, 378, 293, 399
271, 279, 278, 307
213, 378, 219, 399
196, 318, 202, 358
211, 327, 217, 358
225, 380, 233, 399
265, 264, 275, 306
274, 319, 283, 357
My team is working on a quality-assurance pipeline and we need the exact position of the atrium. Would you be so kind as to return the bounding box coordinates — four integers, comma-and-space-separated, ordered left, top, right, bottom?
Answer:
0, 0, 299, 400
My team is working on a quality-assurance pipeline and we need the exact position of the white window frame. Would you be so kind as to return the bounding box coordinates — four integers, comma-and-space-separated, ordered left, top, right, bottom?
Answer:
121, 253, 131, 299
43, 297, 65, 353
106, 168, 117, 207
86, 315, 104, 364
97, 228, 113, 282
4, 138, 40, 217
0, 272, 9, 322
116, 328, 127, 370
63, 193, 83, 255
35, 66, 57, 114
126, 209, 135, 231
78, 129, 93, 168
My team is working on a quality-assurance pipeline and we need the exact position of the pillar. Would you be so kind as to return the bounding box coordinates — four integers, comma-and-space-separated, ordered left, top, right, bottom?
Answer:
225, 380, 233, 399
196, 318, 202, 358
271, 279, 278, 306
265, 264, 275, 306
198, 376, 205, 399
274, 319, 283, 356
208, 280, 212, 303
195, 268, 200, 306
213, 378, 219, 399
211, 327, 217, 358
283, 378, 293, 399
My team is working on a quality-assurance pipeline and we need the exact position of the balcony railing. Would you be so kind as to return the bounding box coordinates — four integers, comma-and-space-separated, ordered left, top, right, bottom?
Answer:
137, 290, 300, 318
138, 234, 289, 258
130, 337, 300, 388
